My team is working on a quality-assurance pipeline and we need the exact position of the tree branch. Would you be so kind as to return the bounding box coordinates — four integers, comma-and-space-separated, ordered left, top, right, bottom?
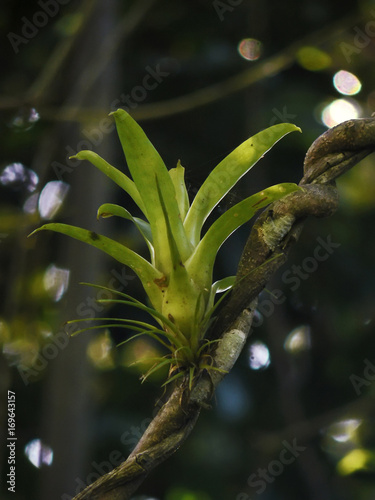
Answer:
74, 304, 257, 500
73, 117, 375, 500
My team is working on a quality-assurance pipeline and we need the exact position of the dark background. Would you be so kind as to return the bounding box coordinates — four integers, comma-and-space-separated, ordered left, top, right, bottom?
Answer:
1, 1, 375, 499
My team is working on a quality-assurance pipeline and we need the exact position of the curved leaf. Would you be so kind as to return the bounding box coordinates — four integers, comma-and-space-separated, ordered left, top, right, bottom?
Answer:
70, 317, 176, 351
29, 223, 164, 309
211, 276, 236, 294
202, 278, 237, 333
98, 298, 189, 347
110, 109, 193, 271
187, 183, 300, 290
184, 123, 301, 246
71, 150, 146, 215
97, 203, 154, 262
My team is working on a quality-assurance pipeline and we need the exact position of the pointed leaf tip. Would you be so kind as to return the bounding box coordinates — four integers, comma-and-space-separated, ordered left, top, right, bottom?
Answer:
111, 107, 192, 269
28, 226, 47, 238
184, 122, 301, 246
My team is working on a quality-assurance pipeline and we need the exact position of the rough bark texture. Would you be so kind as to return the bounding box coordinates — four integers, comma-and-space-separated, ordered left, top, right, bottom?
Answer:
73, 117, 375, 500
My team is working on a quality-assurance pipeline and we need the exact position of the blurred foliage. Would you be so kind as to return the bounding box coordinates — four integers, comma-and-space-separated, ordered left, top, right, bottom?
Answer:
1, 0, 375, 499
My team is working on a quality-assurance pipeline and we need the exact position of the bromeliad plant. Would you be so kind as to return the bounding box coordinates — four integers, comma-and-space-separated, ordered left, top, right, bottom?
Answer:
31, 110, 300, 386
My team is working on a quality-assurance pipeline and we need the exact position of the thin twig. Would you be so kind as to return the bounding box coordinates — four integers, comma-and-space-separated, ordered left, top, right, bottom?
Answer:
1, 12, 366, 121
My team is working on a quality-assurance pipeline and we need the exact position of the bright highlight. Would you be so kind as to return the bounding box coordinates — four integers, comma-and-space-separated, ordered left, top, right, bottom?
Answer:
333, 70, 362, 96
238, 38, 262, 61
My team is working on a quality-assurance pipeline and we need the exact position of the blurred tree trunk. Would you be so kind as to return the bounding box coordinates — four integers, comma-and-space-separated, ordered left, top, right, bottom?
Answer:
39, 1, 118, 498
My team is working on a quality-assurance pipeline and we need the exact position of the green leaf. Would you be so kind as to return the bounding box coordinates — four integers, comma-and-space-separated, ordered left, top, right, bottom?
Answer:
97, 203, 154, 262
204, 276, 236, 319
169, 160, 190, 221
69, 316, 175, 351
184, 123, 301, 246
117, 331, 173, 351
98, 298, 189, 348
187, 183, 300, 290
140, 357, 178, 382
128, 355, 184, 368
110, 109, 192, 271
161, 370, 185, 387
155, 176, 183, 269
211, 276, 236, 294
29, 223, 164, 310
71, 150, 146, 215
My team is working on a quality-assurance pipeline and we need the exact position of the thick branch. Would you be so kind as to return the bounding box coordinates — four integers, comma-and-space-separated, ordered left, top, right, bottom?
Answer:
73, 117, 375, 500
74, 304, 257, 499
301, 117, 375, 184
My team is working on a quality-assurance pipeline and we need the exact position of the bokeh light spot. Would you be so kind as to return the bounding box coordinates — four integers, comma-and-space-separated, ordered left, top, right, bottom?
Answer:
238, 38, 262, 61
329, 419, 362, 443
43, 264, 70, 302
297, 46, 332, 71
87, 331, 115, 370
38, 181, 69, 219
248, 341, 270, 370
284, 325, 311, 353
333, 70, 362, 95
10, 107, 40, 132
320, 98, 361, 128
0, 163, 38, 192
122, 338, 165, 381
337, 448, 374, 475
23, 193, 39, 214
166, 487, 211, 500
24, 439, 53, 468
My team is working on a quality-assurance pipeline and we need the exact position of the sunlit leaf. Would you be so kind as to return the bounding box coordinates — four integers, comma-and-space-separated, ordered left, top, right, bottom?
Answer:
184, 123, 301, 246
169, 160, 190, 220
32, 109, 303, 386
111, 109, 193, 271
71, 150, 146, 214
29, 223, 163, 309
211, 276, 236, 294
97, 202, 154, 261
205, 276, 236, 316
187, 183, 300, 290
